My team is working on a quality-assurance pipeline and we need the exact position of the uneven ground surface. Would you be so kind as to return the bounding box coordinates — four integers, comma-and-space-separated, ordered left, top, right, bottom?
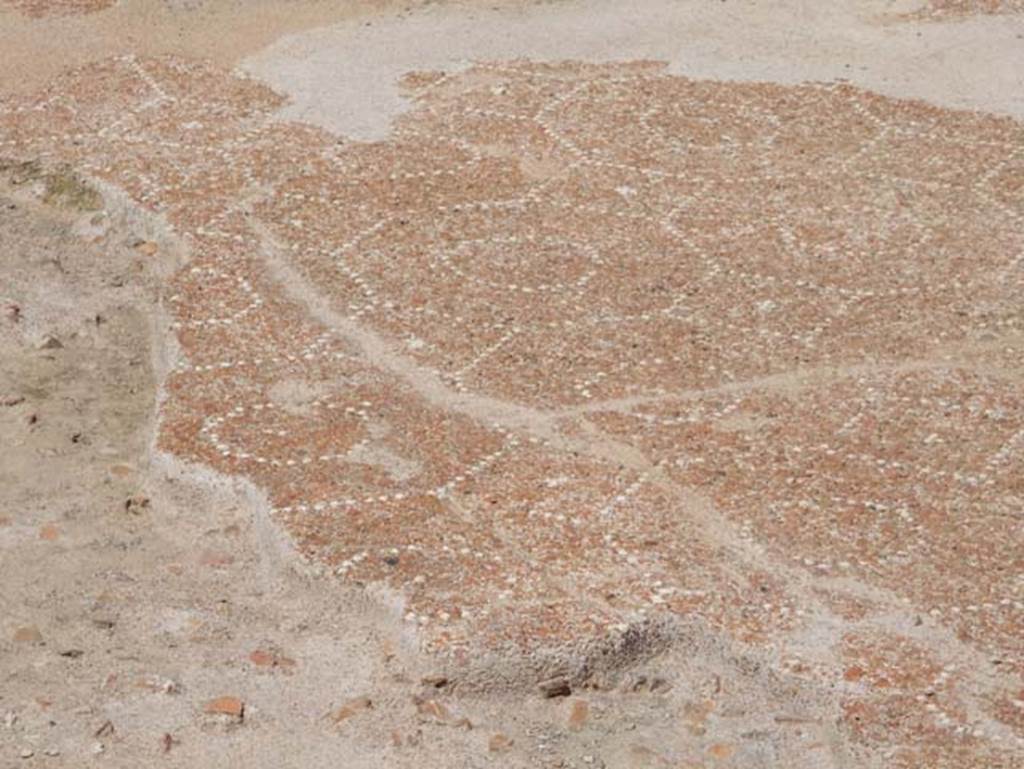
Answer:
912, 0, 1024, 18
1, 1, 1023, 767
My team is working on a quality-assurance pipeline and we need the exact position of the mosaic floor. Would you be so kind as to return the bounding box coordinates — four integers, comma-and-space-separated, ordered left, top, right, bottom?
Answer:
2, 53, 1022, 765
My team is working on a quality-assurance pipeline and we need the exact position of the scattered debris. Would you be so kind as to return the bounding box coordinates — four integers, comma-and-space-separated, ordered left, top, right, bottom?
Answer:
94, 720, 115, 738
38, 334, 63, 350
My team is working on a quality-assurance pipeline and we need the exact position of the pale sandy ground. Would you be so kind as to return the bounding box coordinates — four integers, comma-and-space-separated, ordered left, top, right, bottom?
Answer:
244, 0, 1024, 139
1, 1, 1022, 767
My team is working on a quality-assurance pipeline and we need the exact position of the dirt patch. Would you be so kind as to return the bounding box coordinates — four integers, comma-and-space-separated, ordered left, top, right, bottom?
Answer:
0, 159, 103, 211
1, 0, 114, 18
911, 0, 1024, 18
0, 171, 855, 764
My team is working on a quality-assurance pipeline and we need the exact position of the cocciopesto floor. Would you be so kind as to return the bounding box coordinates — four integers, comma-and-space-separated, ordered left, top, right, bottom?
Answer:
1, 19, 1022, 767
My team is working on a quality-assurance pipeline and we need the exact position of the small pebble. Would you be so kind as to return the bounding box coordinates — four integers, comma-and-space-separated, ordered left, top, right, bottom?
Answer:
204, 696, 244, 719
488, 733, 514, 752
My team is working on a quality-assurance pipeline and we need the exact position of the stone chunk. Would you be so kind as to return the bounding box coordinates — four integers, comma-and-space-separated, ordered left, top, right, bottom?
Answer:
13, 626, 43, 643
538, 677, 571, 698
204, 696, 244, 719
413, 696, 450, 722
488, 733, 514, 752
331, 696, 372, 723
568, 698, 589, 731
